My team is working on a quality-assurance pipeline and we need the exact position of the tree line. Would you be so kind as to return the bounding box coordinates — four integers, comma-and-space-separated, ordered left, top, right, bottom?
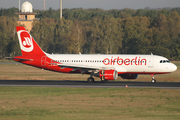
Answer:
0, 7, 180, 60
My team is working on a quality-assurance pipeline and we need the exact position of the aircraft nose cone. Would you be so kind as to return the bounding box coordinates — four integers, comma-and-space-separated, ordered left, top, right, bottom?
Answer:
171, 63, 177, 72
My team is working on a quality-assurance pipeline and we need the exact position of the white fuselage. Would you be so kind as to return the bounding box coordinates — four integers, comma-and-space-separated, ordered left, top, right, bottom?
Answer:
46, 54, 177, 74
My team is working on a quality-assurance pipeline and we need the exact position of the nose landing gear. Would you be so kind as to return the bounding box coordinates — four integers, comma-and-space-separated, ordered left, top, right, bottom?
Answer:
151, 74, 156, 83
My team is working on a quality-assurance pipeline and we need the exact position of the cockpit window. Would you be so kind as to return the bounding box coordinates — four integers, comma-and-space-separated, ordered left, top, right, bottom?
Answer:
166, 60, 170, 63
160, 60, 170, 63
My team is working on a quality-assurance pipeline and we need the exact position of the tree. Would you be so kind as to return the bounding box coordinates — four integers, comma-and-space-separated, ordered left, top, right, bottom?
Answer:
68, 20, 85, 53
122, 16, 151, 54
0, 16, 19, 58
31, 18, 56, 53
53, 18, 73, 53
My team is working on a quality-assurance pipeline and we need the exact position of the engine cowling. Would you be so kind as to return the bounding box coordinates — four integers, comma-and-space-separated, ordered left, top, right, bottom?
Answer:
120, 74, 138, 79
99, 70, 118, 80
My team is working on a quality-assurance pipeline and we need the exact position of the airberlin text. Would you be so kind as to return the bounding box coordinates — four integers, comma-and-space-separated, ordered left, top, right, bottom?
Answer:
103, 57, 147, 66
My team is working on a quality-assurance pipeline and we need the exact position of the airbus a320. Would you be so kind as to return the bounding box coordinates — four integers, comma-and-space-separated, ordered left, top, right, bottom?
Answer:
13, 26, 177, 83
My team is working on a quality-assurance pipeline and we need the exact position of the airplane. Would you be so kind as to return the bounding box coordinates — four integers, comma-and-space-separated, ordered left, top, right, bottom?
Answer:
13, 26, 177, 83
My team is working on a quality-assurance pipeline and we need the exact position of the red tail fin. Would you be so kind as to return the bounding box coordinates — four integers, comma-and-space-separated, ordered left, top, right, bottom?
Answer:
16, 26, 45, 56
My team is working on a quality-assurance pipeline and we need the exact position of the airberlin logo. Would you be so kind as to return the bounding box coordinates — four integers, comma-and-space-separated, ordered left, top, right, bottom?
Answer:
23, 37, 32, 47
17, 30, 34, 52
103, 57, 147, 66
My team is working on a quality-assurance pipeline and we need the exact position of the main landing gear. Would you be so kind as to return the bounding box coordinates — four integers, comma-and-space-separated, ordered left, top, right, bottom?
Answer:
87, 72, 95, 83
151, 74, 156, 83
87, 77, 94, 83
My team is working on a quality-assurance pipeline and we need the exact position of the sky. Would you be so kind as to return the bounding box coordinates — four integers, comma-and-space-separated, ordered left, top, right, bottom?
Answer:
0, 0, 180, 10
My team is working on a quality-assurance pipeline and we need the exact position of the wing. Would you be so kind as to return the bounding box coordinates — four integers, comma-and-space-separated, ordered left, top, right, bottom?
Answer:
57, 63, 115, 73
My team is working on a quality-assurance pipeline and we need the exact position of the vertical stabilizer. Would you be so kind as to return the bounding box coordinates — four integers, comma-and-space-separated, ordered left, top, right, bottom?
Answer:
16, 26, 45, 56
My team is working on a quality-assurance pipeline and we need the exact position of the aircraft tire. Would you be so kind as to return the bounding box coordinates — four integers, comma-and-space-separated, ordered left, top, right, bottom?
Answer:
87, 78, 94, 83
151, 79, 156, 83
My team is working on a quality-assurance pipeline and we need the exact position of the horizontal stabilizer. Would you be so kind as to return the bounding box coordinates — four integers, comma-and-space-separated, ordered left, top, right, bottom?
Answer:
13, 57, 32, 61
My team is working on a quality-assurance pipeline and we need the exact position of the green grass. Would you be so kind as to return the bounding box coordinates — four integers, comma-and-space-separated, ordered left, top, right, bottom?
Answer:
0, 87, 179, 120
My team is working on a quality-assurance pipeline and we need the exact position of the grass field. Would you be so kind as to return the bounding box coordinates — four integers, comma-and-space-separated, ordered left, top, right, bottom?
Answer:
0, 61, 180, 82
0, 61, 180, 120
0, 87, 180, 120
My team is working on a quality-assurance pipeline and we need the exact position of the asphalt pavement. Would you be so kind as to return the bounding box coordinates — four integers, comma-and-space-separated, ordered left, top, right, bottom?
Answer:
0, 80, 179, 89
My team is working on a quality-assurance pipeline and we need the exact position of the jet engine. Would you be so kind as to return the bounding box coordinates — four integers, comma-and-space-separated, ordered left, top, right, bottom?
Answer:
99, 70, 118, 80
120, 74, 138, 79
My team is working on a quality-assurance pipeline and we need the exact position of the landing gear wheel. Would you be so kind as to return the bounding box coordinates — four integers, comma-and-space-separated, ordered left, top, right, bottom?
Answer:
151, 74, 156, 83
87, 78, 94, 83
151, 79, 156, 83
